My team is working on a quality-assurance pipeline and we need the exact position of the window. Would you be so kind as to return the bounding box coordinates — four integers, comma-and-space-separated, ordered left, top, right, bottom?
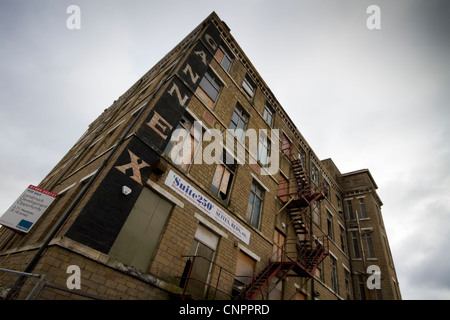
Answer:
214, 45, 233, 71
358, 275, 367, 300
331, 257, 338, 293
108, 188, 173, 272
324, 181, 331, 200
210, 151, 236, 203
359, 198, 367, 218
185, 225, 219, 298
246, 181, 264, 228
242, 75, 256, 98
263, 103, 274, 127
272, 229, 286, 263
315, 261, 324, 281
277, 174, 290, 203
196, 70, 222, 108
365, 232, 375, 258
257, 131, 271, 167
337, 195, 343, 217
298, 148, 306, 168
327, 212, 334, 240
345, 270, 351, 300
211, 164, 233, 202
281, 133, 291, 157
228, 104, 249, 141
311, 164, 319, 185
268, 276, 283, 300
164, 114, 201, 171
347, 199, 355, 220
233, 251, 256, 297
351, 231, 361, 258
312, 201, 320, 225
340, 225, 346, 253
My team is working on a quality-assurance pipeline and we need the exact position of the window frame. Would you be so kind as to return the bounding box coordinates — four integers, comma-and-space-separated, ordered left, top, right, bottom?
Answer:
327, 211, 334, 240
246, 180, 265, 229
163, 114, 202, 172
281, 133, 291, 158
242, 74, 256, 99
331, 256, 339, 293
359, 198, 368, 218
365, 232, 375, 258
347, 199, 355, 220
311, 164, 319, 185
210, 150, 237, 204
228, 104, 249, 142
339, 225, 346, 253
196, 69, 223, 108
214, 44, 233, 71
263, 103, 275, 127
257, 131, 271, 167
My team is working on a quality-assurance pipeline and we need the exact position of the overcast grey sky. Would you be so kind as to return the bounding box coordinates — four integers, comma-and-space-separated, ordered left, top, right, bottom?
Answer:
0, 0, 449, 300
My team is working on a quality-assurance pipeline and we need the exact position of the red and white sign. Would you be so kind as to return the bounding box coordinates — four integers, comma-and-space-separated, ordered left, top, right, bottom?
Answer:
0, 185, 58, 233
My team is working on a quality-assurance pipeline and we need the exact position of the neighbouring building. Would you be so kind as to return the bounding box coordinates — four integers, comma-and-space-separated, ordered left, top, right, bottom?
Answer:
0, 12, 401, 300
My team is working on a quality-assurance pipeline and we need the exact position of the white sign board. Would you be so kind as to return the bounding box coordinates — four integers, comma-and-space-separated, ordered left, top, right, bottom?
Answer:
164, 170, 250, 245
0, 185, 58, 233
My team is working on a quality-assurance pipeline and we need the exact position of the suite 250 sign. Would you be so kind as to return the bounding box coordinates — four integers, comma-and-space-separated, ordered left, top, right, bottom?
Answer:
165, 170, 250, 245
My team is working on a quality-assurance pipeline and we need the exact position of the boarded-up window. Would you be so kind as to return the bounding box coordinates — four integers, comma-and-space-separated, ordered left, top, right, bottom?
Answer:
108, 188, 173, 272
246, 180, 264, 229
236, 252, 255, 282
277, 174, 290, 203
268, 276, 283, 300
281, 133, 291, 157
214, 45, 233, 71
272, 229, 286, 262
210, 151, 236, 203
234, 251, 256, 288
186, 225, 219, 298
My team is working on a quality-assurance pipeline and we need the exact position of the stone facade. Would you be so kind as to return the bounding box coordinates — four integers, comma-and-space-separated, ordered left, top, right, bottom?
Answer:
0, 12, 401, 300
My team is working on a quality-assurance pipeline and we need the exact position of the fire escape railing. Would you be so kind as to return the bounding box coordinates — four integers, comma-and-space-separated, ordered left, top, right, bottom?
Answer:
177, 154, 330, 300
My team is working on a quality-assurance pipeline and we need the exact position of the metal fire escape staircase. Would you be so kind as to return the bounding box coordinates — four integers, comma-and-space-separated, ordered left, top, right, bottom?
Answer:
237, 157, 329, 300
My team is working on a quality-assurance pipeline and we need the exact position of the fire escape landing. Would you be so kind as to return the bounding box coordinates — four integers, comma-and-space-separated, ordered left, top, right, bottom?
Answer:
177, 156, 330, 300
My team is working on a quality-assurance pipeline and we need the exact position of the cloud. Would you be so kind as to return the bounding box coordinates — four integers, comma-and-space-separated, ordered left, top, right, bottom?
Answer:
1, 0, 449, 300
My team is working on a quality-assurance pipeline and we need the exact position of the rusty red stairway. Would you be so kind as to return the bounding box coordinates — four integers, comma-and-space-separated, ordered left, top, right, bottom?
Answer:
236, 155, 330, 300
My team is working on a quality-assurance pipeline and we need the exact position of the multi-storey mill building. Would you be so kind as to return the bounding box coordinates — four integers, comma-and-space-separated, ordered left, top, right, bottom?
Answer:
0, 12, 401, 300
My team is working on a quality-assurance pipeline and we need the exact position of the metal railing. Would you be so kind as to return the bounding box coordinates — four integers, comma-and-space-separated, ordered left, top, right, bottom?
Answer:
0, 267, 46, 300
178, 255, 250, 300
178, 234, 330, 301
0, 267, 109, 300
